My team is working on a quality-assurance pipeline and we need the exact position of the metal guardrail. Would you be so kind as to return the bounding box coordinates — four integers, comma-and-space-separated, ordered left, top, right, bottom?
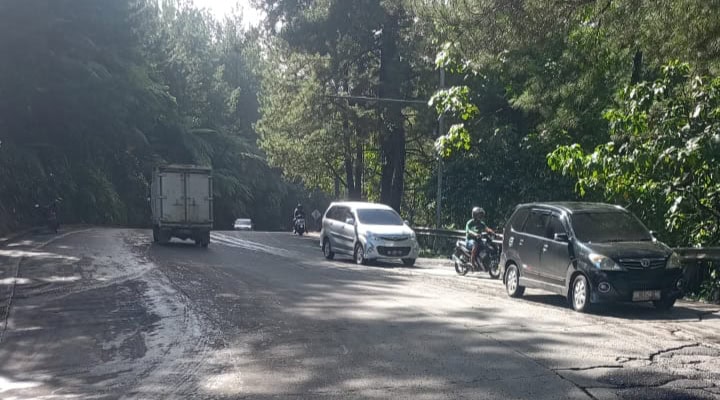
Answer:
413, 226, 719, 294
675, 247, 720, 262
413, 227, 720, 260
414, 227, 504, 255
413, 227, 464, 239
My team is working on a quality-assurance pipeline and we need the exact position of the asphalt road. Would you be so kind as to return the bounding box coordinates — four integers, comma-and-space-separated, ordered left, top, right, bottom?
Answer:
0, 228, 719, 399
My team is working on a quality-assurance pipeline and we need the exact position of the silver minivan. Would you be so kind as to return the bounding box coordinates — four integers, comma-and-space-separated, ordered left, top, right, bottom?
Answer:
320, 202, 420, 266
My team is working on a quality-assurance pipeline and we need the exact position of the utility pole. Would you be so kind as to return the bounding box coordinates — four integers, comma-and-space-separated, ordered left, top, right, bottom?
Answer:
436, 68, 445, 229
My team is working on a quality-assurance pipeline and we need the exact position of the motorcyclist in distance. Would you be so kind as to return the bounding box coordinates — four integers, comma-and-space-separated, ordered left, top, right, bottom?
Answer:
293, 203, 305, 233
466, 207, 494, 268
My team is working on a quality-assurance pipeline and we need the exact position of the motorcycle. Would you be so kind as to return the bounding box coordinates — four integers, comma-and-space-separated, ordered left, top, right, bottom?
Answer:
35, 202, 60, 233
452, 232, 502, 279
294, 216, 306, 236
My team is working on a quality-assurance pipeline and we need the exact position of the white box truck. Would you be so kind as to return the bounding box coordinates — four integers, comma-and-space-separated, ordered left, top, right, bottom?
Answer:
150, 164, 213, 247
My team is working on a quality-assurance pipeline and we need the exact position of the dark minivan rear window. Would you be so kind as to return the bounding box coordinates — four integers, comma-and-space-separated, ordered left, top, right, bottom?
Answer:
523, 210, 550, 237
509, 208, 529, 231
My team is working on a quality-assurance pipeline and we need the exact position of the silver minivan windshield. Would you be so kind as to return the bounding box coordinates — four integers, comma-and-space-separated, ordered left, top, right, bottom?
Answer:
356, 209, 404, 226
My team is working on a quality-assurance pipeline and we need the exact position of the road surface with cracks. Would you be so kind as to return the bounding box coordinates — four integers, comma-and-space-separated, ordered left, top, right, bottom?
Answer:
0, 228, 719, 399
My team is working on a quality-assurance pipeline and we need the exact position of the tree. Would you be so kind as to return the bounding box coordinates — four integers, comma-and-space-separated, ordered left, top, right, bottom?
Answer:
0, 0, 322, 232
255, 0, 432, 211
549, 62, 720, 246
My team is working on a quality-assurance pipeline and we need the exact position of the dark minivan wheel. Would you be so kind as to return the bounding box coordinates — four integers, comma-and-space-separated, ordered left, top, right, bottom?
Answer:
570, 274, 591, 313
505, 264, 525, 298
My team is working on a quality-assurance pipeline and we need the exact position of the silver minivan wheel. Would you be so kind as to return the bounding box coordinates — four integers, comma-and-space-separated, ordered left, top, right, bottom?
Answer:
323, 238, 335, 260
354, 243, 367, 265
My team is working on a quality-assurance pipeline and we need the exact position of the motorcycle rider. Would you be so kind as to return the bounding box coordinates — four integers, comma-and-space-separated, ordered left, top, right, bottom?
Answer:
35, 197, 61, 232
293, 203, 305, 233
466, 207, 494, 268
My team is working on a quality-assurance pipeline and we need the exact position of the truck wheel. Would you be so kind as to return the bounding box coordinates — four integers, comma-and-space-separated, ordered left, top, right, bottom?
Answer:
201, 231, 210, 248
158, 230, 170, 244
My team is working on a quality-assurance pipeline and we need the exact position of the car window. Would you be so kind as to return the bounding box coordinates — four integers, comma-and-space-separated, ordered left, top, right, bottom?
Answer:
545, 215, 566, 240
332, 206, 349, 222
343, 209, 354, 223
523, 210, 550, 237
509, 208, 529, 231
356, 208, 404, 225
325, 206, 337, 221
571, 211, 653, 243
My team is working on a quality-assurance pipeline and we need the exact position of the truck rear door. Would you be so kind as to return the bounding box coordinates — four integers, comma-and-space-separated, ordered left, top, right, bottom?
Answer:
185, 172, 212, 224
160, 172, 185, 223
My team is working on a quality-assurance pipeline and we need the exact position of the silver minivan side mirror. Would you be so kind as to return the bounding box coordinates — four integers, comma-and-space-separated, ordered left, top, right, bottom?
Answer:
345, 218, 355, 225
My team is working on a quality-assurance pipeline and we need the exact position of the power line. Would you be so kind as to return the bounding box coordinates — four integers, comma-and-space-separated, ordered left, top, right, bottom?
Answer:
324, 94, 429, 105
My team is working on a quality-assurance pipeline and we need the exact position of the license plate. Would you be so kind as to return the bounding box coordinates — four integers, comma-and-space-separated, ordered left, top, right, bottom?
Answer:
632, 290, 661, 302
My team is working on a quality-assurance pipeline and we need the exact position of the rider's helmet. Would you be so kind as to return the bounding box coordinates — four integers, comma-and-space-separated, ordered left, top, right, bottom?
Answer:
472, 207, 485, 220
297, 203, 303, 209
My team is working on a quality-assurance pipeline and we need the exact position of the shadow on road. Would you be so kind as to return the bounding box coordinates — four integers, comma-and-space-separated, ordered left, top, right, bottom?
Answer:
520, 293, 718, 322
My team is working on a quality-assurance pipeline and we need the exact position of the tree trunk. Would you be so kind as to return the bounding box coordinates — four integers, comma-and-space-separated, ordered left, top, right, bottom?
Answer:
343, 118, 364, 200
354, 140, 364, 200
378, 10, 405, 212
342, 118, 355, 199
631, 50, 643, 84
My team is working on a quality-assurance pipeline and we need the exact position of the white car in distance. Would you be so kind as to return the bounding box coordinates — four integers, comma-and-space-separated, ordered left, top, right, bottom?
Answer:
320, 202, 419, 266
234, 218, 253, 231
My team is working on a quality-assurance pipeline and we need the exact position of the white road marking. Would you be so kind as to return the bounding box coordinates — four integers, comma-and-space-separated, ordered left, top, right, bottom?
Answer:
211, 233, 294, 258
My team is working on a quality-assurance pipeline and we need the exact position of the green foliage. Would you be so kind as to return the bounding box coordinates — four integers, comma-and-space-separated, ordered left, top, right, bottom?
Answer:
549, 62, 720, 246
255, 0, 437, 213
256, 50, 345, 193
420, 0, 720, 298
429, 86, 478, 121
0, 0, 322, 232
